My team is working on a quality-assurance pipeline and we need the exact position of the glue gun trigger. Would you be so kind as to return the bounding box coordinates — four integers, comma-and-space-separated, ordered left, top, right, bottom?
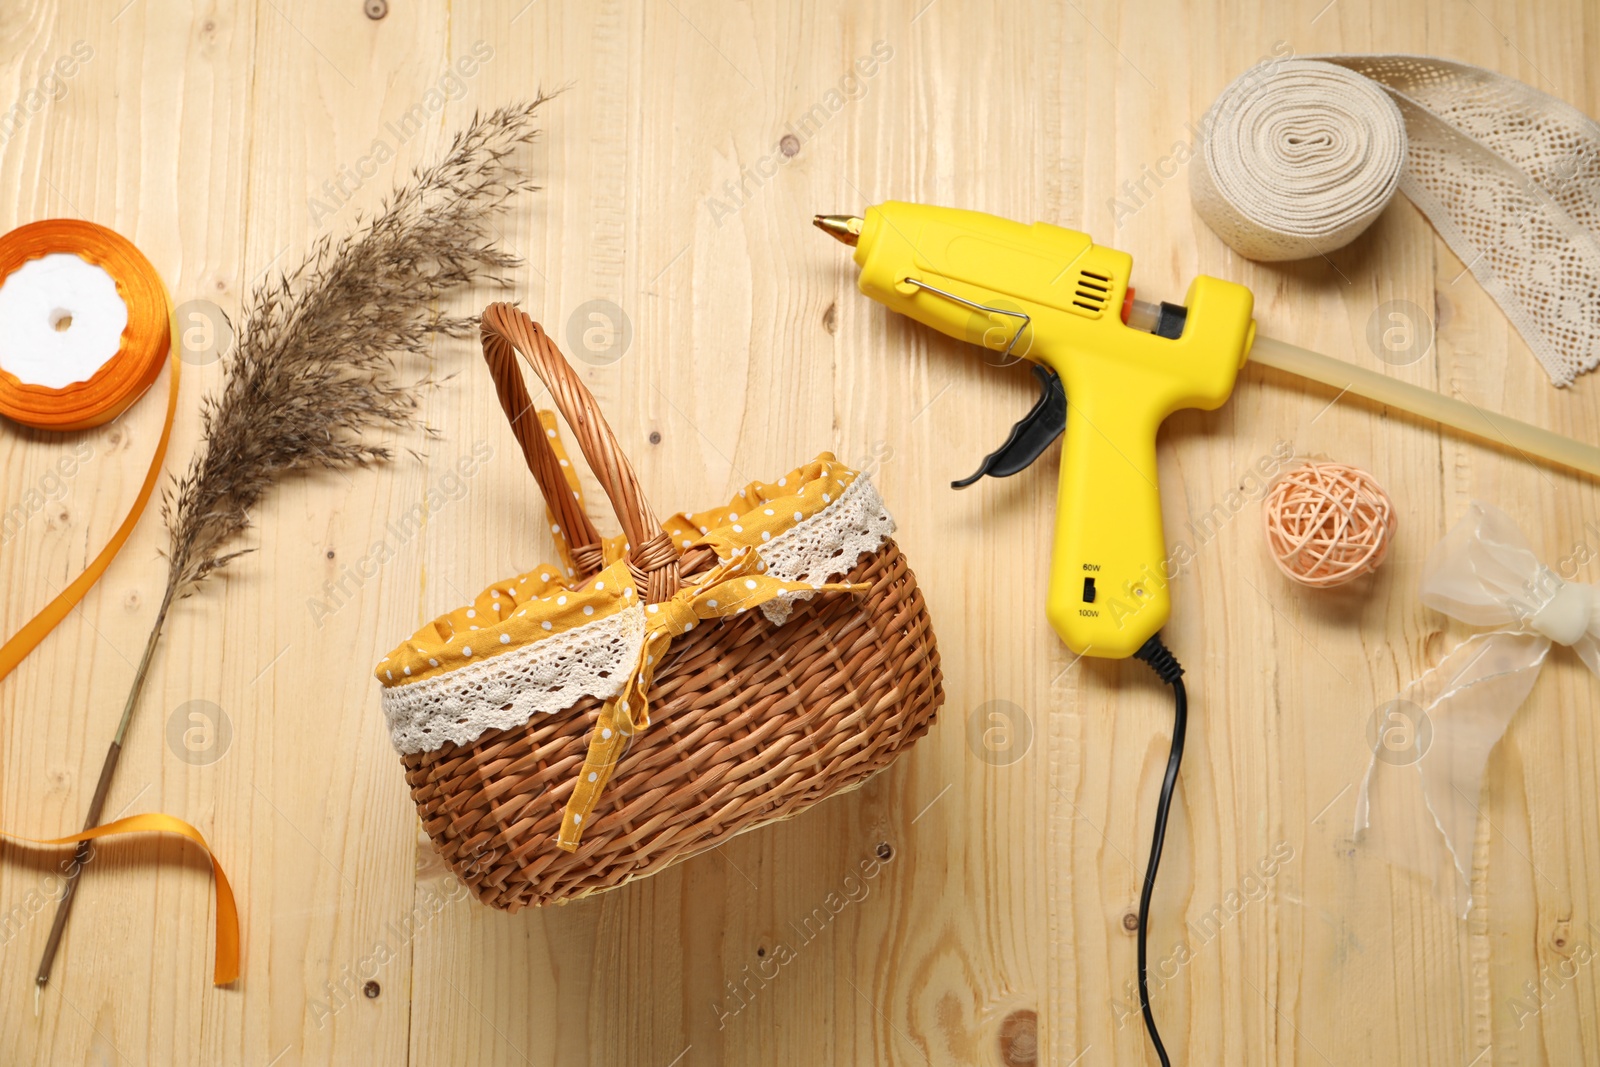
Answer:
951, 365, 1067, 489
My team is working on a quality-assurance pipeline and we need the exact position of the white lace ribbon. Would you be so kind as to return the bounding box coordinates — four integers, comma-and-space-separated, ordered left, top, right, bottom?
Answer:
1354, 502, 1600, 912
757, 473, 896, 624
381, 605, 647, 755
1192, 55, 1600, 385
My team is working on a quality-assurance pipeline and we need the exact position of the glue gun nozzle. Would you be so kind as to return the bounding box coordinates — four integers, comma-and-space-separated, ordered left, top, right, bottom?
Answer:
813, 214, 863, 246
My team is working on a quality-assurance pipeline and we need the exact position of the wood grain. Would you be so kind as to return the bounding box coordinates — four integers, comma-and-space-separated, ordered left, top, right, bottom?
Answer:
1, 1, 1598, 1064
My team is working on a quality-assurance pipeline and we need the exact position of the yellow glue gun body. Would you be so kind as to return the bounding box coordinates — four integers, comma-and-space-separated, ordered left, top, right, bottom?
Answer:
840, 202, 1256, 658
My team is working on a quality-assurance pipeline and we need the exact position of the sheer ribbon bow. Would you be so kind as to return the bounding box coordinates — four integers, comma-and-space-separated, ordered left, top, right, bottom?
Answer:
1356, 502, 1599, 908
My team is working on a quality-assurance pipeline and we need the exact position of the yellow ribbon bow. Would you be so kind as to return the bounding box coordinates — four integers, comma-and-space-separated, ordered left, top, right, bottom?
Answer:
558, 545, 865, 850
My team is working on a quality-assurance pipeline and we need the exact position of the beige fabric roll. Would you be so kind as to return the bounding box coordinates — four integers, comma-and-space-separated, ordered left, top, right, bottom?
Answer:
1191, 60, 1407, 263
1192, 54, 1600, 386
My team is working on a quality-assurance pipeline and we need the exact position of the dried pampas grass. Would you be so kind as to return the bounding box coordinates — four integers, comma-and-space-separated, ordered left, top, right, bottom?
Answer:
35, 95, 555, 991
167, 95, 551, 589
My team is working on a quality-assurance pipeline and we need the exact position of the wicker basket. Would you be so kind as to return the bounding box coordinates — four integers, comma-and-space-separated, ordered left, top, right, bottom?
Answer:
377, 303, 943, 910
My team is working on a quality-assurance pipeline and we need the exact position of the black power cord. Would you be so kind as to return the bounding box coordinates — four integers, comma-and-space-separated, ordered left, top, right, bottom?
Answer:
1131, 633, 1187, 1067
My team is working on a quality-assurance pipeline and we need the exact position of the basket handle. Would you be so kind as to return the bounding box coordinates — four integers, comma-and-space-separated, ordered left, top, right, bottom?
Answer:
479, 303, 682, 603
481, 320, 607, 578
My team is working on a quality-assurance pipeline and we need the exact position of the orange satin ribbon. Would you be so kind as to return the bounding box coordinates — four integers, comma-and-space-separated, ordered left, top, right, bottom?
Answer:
3, 815, 239, 985
0, 219, 180, 684
0, 222, 233, 990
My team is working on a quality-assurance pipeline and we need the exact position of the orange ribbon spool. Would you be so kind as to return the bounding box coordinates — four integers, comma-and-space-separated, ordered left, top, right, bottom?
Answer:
0, 221, 237, 987
0, 219, 180, 681
0, 219, 173, 430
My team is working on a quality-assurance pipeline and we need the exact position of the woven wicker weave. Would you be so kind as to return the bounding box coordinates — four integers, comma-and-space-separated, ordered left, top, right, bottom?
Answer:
399, 304, 944, 910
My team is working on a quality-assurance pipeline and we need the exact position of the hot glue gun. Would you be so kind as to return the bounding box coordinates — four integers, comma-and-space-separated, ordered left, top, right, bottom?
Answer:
815, 203, 1256, 659
816, 200, 1600, 1067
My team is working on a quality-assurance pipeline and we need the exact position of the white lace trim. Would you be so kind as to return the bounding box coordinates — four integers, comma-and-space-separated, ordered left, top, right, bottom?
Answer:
383, 473, 897, 754
1192, 55, 1600, 385
758, 473, 896, 624
382, 606, 645, 755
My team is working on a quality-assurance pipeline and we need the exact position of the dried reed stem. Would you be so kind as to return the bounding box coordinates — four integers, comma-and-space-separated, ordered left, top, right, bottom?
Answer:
35, 97, 553, 992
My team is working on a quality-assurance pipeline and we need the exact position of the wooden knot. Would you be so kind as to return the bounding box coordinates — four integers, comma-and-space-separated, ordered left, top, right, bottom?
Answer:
998, 1009, 1038, 1066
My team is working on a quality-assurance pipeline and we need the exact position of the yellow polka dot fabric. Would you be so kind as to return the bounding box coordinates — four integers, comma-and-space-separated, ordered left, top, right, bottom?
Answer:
374, 413, 862, 700
536, 410, 629, 574
659, 456, 859, 563
374, 558, 637, 687
556, 542, 865, 851
375, 415, 873, 850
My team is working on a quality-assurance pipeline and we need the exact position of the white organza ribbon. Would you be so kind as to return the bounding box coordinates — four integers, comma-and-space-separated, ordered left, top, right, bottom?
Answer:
1355, 502, 1600, 912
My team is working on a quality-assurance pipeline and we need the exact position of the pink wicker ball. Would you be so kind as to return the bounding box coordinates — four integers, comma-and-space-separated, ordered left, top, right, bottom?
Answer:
1263, 462, 1395, 587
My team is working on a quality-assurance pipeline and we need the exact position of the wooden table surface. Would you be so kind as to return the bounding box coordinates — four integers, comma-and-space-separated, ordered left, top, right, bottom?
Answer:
3, 1, 1598, 1064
